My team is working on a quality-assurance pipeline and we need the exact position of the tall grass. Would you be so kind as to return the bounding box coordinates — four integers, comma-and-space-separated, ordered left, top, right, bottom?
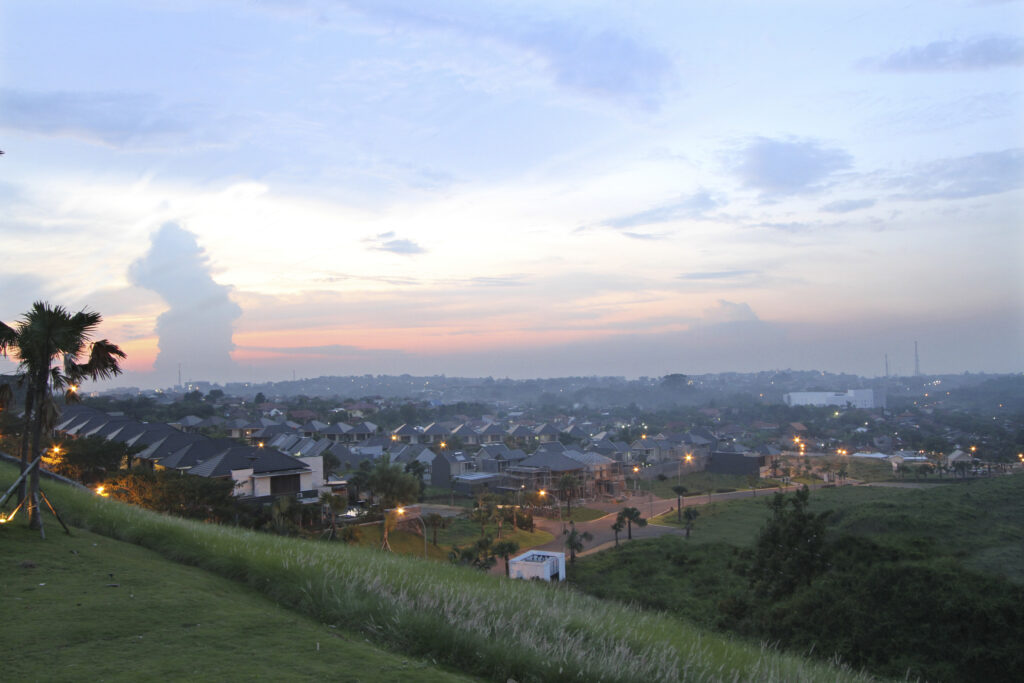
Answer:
2, 463, 876, 682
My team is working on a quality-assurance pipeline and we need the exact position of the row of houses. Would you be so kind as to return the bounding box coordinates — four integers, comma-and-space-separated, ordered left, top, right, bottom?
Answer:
55, 405, 329, 502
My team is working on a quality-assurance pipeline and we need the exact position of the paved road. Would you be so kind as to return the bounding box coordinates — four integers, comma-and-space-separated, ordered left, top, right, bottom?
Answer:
504, 483, 837, 566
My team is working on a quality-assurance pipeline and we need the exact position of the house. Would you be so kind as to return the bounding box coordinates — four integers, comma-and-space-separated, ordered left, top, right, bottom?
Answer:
477, 422, 506, 445
431, 450, 471, 487
508, 550, 565, 582
534, 423, 560, 443
391, 423, 420, 444
706, 451, 765, 477
449, 422, 479, 446
189, 447, 320, 500
420, 422, 450, 445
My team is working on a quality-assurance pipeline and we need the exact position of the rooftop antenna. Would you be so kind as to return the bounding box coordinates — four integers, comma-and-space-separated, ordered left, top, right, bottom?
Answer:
914, 341, 920, 377
884, 353, 889, 379
178, 363, 182, 388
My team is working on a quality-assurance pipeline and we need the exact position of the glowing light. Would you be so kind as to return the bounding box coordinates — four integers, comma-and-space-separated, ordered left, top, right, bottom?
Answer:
95, 485, 110, 497
439, 441, 447, 449
69, 384, 79, 394
397, 507, 405, 515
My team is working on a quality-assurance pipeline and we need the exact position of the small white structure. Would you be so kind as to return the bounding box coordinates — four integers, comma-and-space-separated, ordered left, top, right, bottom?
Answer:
783, 389, 879, 409
508, 550, 566, 582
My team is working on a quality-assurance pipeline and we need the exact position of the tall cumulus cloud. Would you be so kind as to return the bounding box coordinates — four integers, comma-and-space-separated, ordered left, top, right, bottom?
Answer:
129, 223, 242, 383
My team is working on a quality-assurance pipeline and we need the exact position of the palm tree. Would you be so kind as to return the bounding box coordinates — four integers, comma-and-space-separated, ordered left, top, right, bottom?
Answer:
367, 454, 419, 551
424, 512, 447, 546
683, 507, 700, 538
611, 518, 625, 548
563, 521, 593, 563
0, 302, 125, 532
671, 485, 687, 522
493, 539, 520, 576
558, 473, 578, 517
616, 507, 647, 540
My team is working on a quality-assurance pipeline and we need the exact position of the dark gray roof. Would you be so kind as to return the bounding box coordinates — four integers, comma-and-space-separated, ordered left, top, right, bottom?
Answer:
190, 447, 308, 478
516, 451, 585, 472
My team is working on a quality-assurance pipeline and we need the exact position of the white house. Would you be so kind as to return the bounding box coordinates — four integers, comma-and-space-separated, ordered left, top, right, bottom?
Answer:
508, 550, 566, 582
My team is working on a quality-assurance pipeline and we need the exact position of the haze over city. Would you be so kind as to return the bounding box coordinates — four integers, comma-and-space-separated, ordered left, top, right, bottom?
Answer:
2, 1, 1022, 387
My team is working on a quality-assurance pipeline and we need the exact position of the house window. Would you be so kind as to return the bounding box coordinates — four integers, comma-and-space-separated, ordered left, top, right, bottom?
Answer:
270, 474, 301, 495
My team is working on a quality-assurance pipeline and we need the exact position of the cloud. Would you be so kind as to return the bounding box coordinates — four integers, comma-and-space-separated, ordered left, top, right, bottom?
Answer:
889, 148, 1024, 200
336, 1, 673, 108
603, 190, 721, 229
820, 198, 876, 213
700, 299, 760, 325
0, 88, 200, 146
129, 223, 242, 382
363, 231, 427, 255
734, 137, 853, 196
875, 35, 1024, 72
678, 270, 758, 281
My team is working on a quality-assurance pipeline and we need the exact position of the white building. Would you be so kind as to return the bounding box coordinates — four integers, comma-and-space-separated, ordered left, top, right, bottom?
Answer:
783, 389, 880, 409
508, 550, 566, 582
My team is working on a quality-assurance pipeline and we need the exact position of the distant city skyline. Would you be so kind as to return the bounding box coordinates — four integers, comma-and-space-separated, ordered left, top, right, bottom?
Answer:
2, 1, 1022, 388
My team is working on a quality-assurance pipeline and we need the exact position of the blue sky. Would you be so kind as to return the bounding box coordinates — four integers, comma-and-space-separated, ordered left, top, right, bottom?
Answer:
1, 1, 1022, 387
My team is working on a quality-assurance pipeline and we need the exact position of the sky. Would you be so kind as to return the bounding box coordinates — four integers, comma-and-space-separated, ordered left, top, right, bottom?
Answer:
1, 0, 1022, 388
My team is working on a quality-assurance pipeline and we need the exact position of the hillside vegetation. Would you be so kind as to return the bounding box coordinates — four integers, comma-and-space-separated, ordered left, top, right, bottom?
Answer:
0, 523, 470, 682
0, 462, 873, 683
572, 475, 1024, 682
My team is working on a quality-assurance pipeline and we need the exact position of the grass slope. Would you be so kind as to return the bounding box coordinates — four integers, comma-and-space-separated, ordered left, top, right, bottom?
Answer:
0, 523, 470, 682
0, 462, 872, 683
573, 475, 1024, 681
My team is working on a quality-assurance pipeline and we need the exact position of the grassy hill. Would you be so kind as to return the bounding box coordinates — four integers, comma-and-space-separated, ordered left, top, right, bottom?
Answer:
0, 523, 471, 682
0, 461, 873, 682
573, 474, 1024, 681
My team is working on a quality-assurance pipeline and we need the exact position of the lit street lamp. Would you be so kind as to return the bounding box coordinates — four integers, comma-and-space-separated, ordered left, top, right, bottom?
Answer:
394, 506, 427, 558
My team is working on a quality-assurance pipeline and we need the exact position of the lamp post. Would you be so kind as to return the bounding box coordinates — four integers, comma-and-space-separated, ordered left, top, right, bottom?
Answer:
632, 465, 639, 492
394, 506, 427, 558
539, 489, 564, 533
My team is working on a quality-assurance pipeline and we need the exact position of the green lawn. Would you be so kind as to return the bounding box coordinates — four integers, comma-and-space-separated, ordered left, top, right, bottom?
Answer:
0, 523, 472, 682
639, 472, 781, 500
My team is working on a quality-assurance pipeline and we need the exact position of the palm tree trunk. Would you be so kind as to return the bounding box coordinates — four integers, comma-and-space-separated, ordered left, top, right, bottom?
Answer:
28, 360, 51, 531
17, 385, 34, 503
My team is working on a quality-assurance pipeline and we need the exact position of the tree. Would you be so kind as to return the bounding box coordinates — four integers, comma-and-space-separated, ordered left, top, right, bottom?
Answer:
424, 512, 448, 546
102, 469, 237, 522
749, 486, 829, 599
0, 302, 125, 532
493, 540, 520, 576
339, 524, 362, 544
617, 507, 647, 540
45, 436, 139, 485
367, 455, 420, 551
254, 392, 267, 405
611, 518, 625, 548
671, 485, 688, 522
563, 521, 593, 563
404, 460, 426, 499
470, 502, 493, 537
558, 473, 578, 516
683, 507, 700, 539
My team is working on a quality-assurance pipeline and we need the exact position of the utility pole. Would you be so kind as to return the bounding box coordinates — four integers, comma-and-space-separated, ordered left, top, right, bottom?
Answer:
914, 341, 920, 376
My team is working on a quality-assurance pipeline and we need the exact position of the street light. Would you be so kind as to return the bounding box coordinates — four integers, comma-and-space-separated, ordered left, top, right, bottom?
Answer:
394, 506, 427, 558
632, 465, 639, 492
539, 489, 564, 532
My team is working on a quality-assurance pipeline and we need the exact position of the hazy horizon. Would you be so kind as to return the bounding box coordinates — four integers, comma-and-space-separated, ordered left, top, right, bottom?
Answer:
2, 2, 1022, 388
